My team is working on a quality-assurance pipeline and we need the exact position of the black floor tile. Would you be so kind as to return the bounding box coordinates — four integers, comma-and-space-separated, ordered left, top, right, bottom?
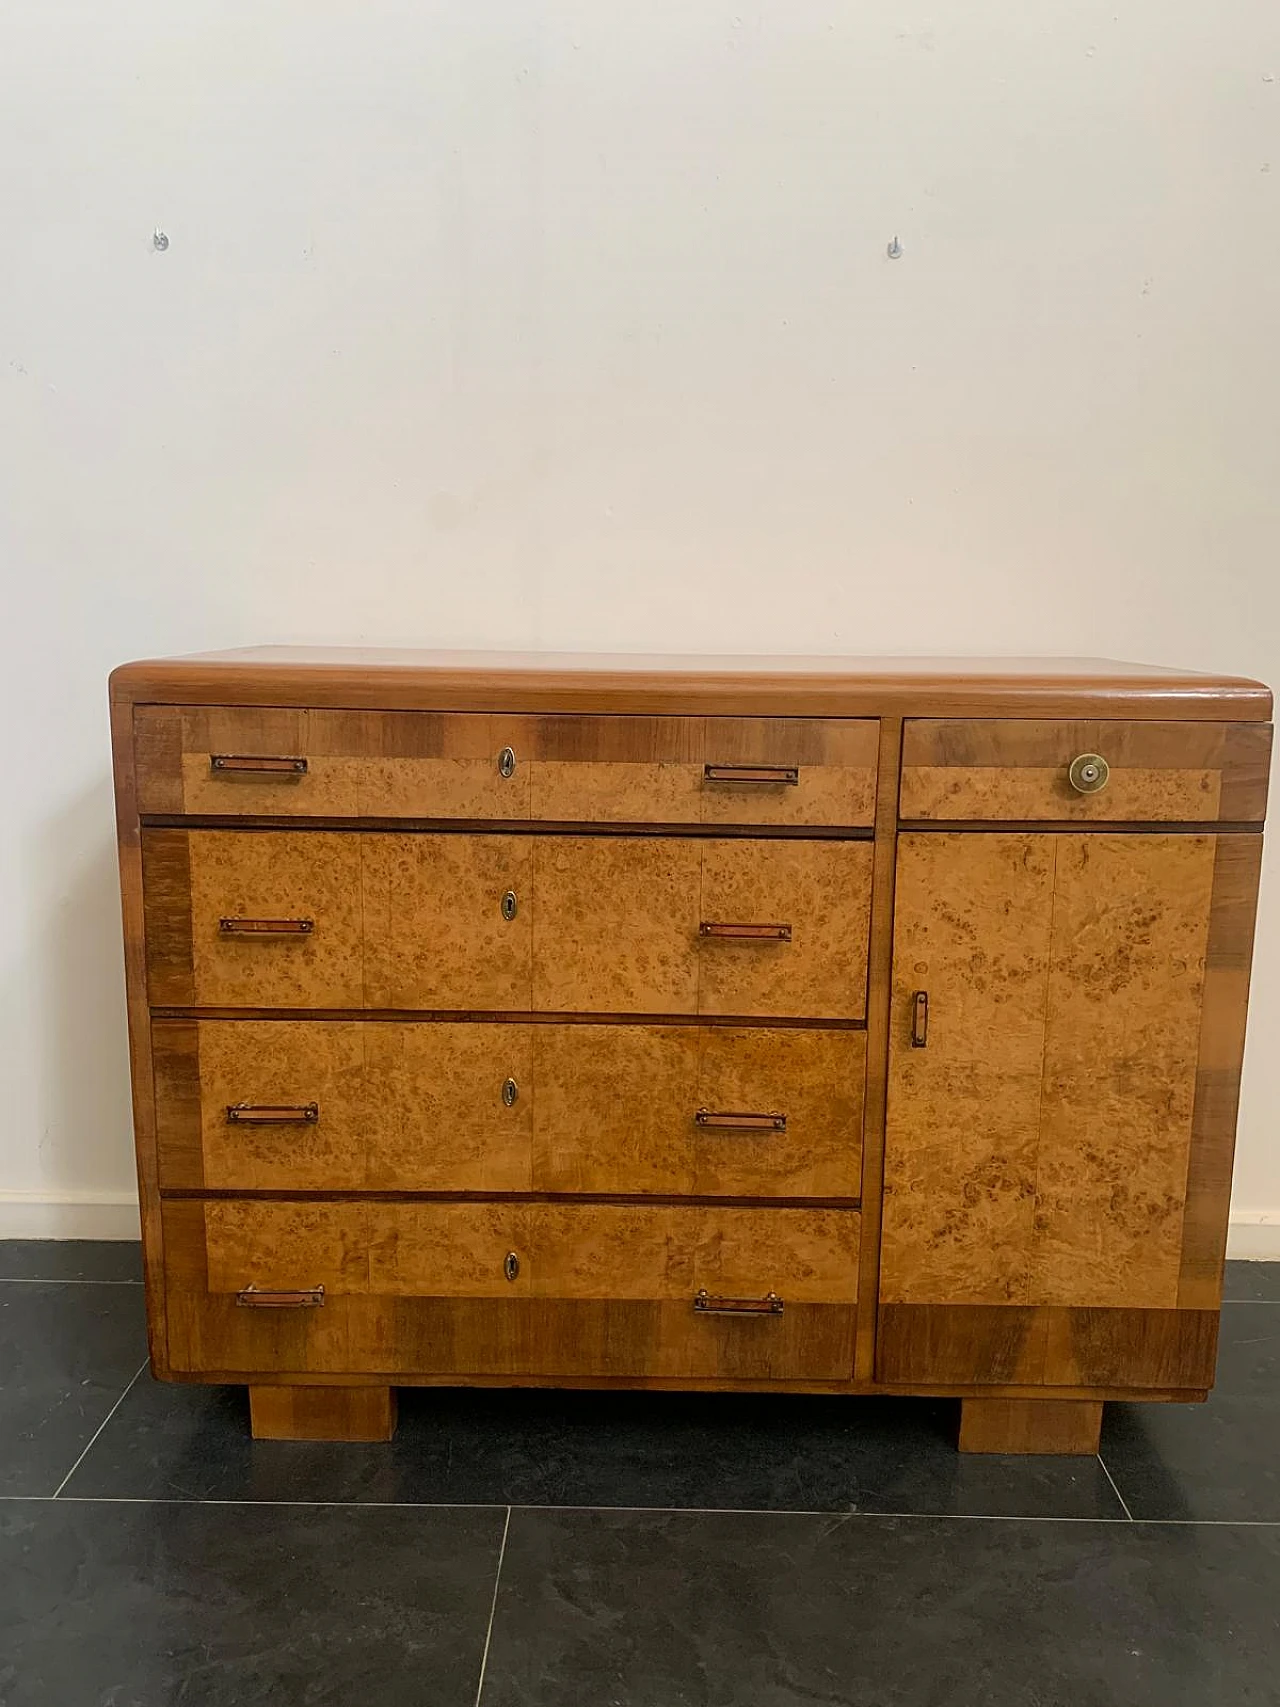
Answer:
64, 1376, 1124, 1518
0, 1283, 147, 1496
0, 1240, 142, 1283
1101, 1301, 1280, 1521
481, 1508, 1280, 1707
1223, 1259, 1280, 1302
0, 1498, 504, 1707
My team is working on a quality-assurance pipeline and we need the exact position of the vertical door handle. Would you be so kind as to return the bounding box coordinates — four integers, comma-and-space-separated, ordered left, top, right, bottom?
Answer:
910, 990, 929, 1048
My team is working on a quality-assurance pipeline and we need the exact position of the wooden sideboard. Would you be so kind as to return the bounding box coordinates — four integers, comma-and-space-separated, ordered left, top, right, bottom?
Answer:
110, 649, 1271, 1452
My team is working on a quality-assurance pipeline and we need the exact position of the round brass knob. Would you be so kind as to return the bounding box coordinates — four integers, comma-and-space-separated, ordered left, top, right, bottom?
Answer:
1068, 753, 1110, 795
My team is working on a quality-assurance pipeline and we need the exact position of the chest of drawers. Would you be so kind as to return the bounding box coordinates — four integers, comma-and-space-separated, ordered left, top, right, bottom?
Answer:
111, 649, 1271, 1451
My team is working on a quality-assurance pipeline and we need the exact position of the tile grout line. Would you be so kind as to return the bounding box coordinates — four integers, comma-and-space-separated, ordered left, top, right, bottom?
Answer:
1096, 1455, 1133, 1521
473, 1506, 512, 1707
51, 1359, 150, 1499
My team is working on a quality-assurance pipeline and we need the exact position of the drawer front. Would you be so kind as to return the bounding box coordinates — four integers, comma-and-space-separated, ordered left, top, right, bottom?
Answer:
533, 837, 872, 1019
146, 831, 871, 1018
163, 1199, 859, 1380
155, 1019, 861, 1198
900, 719, 1270, 823
136, 706, 878, 828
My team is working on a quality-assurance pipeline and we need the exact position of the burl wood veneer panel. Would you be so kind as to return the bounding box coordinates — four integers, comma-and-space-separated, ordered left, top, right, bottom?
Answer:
135, 706, 536, 818
1033, 834, 1216, 1309
155, 1019, 534, 1191
880, 834, 1055, 1305
698, 839, 873, 1019
900, 720, 1270, 822
201, 1199, 858, 1303
882, 832, 1220, 1316
145, 830, 365, 1008
362, 833, 533, 1009
531, 1025, 862, 1198
532, 836, 703, 1013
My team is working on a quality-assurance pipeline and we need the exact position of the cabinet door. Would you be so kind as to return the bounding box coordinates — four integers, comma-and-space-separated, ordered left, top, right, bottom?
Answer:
878, 832, 1246, 1390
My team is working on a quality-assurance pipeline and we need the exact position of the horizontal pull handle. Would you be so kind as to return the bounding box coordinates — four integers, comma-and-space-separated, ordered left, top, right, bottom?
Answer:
704, 763, 800, 786
695, 1109, 787, 1133
219, 917, 315, 936
210, 754, 308, 776
699, 921, 792, 942
235, 1284, 325, 1309
693, 1289, 784, 1316
226, 1102, 319, 1125
910, 989, 929, 1048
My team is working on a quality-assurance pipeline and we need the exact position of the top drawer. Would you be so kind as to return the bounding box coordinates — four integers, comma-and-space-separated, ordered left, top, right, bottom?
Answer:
900, 720, 1270, 823
135, 708, 878, 828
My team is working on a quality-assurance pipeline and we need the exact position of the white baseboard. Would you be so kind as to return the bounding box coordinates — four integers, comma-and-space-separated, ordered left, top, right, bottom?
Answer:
1226, 1213, 1280, 1262
0, 1191, 141, 1241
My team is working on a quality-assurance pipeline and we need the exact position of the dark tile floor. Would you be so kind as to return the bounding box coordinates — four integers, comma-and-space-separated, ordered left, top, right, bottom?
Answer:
1, 1242, 1277, 1705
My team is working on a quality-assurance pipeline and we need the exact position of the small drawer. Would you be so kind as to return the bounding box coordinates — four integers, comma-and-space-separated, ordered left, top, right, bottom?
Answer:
135, 706, 879, 828
163, 1199, 859, 1381
135, 707, 534, 819
900, 720, 1270, 823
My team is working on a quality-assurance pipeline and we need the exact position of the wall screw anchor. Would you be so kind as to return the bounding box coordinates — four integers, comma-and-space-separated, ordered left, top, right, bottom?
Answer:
153, 229, 170, 251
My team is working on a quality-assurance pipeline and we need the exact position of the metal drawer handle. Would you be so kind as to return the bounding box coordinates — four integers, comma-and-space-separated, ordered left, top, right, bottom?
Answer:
910, 989, 929, 1048
236, 1284, 325, 1309
219, 917, 314, 936
699, 921, 792, 942
693, 1290, 784, 1316
226, 1103, 319, 1125
704, 764, 799, 786
695, 1109, 787, 1133
210, 755, 308, 776
1068, 752, 1110, 794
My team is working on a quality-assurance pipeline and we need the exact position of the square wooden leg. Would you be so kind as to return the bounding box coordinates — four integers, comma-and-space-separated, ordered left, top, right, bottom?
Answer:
249, 1384, 398, 1442
959, 1398, 1103, 1455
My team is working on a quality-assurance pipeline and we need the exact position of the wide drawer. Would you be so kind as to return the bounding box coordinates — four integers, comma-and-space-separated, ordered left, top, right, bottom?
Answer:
900, 719, 1270, 822
163, 1200, 860, 1380
136, 706, 878, 827
153, 1019, 865, 1197
143, 830, 872, 1019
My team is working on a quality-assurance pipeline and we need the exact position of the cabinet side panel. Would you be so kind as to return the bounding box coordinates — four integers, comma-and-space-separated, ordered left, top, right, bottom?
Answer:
113, 691, 168, 1367
1179, 834, 1265, 1307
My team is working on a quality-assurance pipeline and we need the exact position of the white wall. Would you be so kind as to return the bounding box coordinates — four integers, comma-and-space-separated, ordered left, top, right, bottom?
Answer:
1, 0, 1277, 1242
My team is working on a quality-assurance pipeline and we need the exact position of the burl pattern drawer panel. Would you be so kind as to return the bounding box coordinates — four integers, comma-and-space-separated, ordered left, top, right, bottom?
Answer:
195, 1199, 859, 1306
134, 706, 534, 819
900, 719, 1270, 822
698, 839, 873, 1019
532, 1025, 863, 1197
362, 833, 532, 1009
532, 837, 703, 1013
144, 829, 364, 1008
882, 832, 1219, 1315
154, 1020, 534, 1191
528, 715, 877, 826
